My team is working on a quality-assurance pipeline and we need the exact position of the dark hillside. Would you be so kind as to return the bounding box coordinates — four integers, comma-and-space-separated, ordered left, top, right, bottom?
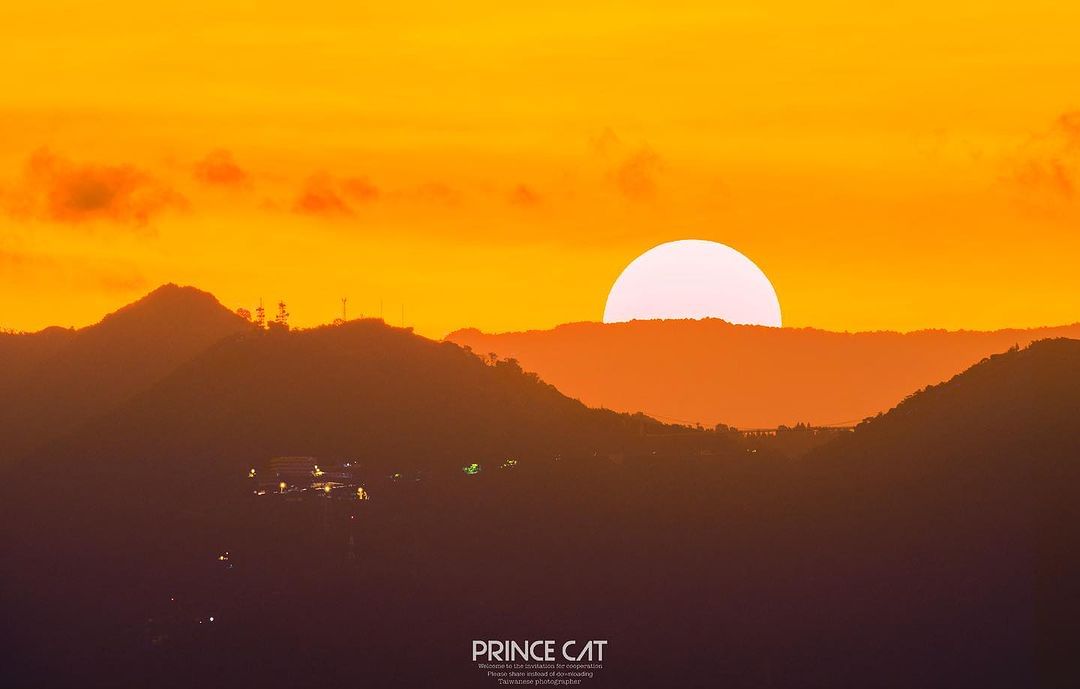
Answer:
0, 284, 249, 461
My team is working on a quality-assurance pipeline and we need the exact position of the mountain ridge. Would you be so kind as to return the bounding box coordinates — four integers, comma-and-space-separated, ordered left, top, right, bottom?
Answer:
447, 318, 1080, 428
448, 318, 1080, 340
0, 283, 250, 461
30, 317, 692, 497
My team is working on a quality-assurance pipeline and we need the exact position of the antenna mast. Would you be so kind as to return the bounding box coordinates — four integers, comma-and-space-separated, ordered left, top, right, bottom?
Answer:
254, 298, 266, 329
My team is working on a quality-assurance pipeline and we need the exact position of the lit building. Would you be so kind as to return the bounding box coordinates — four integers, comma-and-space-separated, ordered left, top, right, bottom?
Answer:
269, 456, 318, 481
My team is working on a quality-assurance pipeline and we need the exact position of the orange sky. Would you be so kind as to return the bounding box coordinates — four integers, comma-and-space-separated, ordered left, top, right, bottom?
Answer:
1, 1, 1078, 337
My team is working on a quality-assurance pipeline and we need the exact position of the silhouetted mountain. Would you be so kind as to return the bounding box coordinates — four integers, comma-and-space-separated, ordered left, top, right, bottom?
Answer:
0, 284, 249, 461
809, 337, 1080, 475
447, 319, 1080, 428
5, 284, 1079, 689
790, 338, 1080, 688
0, 325, 75, 390
35, 318, 689, 502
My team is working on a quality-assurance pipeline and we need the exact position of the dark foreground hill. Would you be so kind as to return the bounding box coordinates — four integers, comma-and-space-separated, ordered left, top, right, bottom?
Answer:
37, 317, 684, 497
447, 319, 1080, 428
790, 338, 1080, 688
0, 284, 249, 461
3, 320, 1078, 688
1, 290, 719, 686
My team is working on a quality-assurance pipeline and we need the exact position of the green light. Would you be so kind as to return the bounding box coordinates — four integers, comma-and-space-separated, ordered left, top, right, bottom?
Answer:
462, 463, 481, 476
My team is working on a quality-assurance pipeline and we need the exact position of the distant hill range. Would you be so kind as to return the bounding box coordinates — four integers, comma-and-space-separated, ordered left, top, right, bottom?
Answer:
446, 319, 1080, 428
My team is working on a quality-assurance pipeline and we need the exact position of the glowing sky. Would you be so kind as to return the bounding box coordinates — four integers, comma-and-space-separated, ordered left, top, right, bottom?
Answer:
1, 1, 1078, 336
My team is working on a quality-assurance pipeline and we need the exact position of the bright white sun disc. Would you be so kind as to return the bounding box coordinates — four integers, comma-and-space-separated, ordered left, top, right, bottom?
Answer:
603, 240, 782, 327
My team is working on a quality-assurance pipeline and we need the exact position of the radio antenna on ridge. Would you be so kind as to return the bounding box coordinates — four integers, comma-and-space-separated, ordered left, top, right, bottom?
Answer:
254, 298, 266, 329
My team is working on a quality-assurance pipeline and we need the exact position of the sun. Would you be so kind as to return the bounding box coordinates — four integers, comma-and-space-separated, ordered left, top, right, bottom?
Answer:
603, 240, 782, 327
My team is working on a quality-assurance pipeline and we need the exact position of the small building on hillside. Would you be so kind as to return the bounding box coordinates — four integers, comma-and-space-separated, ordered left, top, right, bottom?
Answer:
269, 456, 318, 481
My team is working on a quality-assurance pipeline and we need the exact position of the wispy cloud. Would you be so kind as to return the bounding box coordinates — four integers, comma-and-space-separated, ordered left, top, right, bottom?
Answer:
194, 149, 249, 187
1005, 111, 1080, 202
613, 146, 663, 201
292, 173, 383, 216
591, 128, 665, 201
508, 184, 541, 207
293, 174, 353, 216
341, 176, 380, 202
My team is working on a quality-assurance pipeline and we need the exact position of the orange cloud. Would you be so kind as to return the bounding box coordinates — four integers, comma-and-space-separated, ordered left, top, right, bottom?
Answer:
1007, 111, 1080, 201
1013, 159, 1073, 199
508, 184, 541, 207
613, 146, 663, 201
4, 149, 185, 227
194, 149, 248, 187
292, 173, 382, 216
294, 174, 352, 216
588, 129, 664, 201
1058, 111, 1080, 142
342, 176, 380, 202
